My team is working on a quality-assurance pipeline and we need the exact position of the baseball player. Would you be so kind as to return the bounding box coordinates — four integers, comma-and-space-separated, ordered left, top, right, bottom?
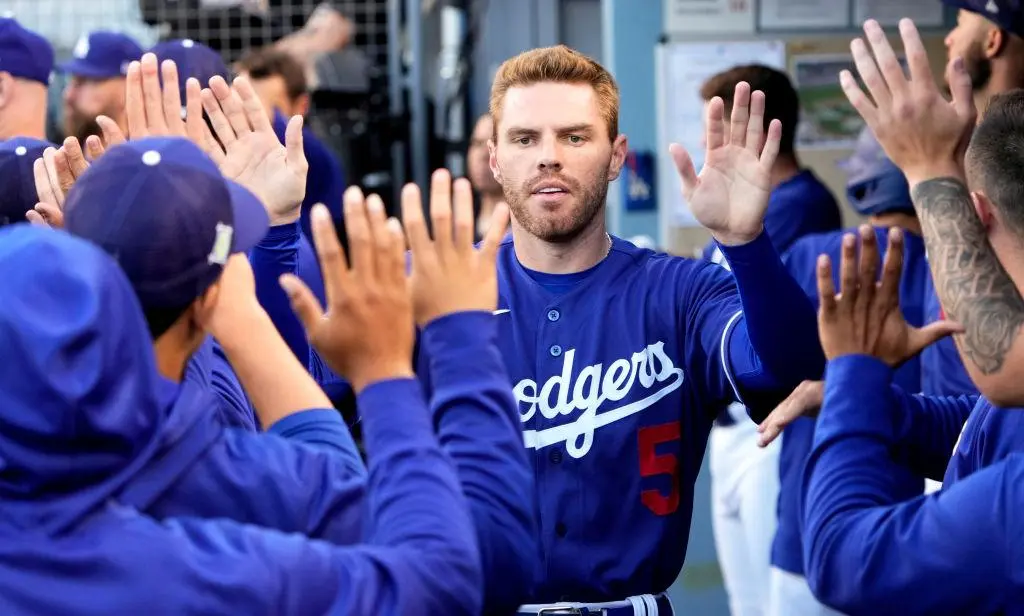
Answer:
0, 224, 482, 616
415, 45, 826, 614
57, 31, 142, 142
697, 64, 842, 616
797, 17, 1024, 614
763, 127, 929, 616
0, 18, 53, 141
916, 0, 1024, 398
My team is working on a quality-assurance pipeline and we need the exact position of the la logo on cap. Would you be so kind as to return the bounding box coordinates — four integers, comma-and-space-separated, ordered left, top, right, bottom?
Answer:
208, 222, 234, 265
986, 0, 999, 13
73, 34, 90, 59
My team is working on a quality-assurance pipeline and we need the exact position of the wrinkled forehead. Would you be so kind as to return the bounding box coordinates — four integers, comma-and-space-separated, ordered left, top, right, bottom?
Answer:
497, 82, 606, 137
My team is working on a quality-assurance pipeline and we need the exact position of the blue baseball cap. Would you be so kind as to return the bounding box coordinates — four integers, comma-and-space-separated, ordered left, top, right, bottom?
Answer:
0, 18, 54, 85
839, 127, 913, 217
58, 31, 143, 80
63, 137, 269, 309
0, 137, 55, 225
944, 0, 1024, 37
149, 39, 230, 99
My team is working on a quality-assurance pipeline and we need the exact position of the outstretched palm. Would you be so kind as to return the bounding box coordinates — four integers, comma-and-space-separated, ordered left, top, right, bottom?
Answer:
202, 75, 308, 225
669, 82, 779, 245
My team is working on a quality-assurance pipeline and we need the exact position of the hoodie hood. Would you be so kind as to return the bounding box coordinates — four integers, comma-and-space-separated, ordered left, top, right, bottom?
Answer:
0, 225, 212, 534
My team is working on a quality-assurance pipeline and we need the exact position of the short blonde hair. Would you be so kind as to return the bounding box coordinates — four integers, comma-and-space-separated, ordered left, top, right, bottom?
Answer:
489, 45, 619, 142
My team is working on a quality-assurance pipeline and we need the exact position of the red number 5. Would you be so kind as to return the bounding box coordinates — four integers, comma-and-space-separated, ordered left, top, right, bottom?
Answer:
638, 421, 681, 516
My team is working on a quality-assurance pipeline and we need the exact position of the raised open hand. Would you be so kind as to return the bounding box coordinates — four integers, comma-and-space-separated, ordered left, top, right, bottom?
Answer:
201, 75, 307, 225
25, 137, 98, 228
841, 19, 975, 185
279, 191, 414, 393
402, 169, 510, 327
669, 82, 780, 246
817, 225, 962, 363
96, 53, 210, 151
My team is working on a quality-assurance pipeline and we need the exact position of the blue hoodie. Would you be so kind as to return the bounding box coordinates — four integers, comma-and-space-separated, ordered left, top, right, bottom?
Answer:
0, 225, 482, 615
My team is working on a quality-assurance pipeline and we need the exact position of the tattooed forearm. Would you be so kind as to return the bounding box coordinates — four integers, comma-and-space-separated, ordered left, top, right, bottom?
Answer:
913, 177, 1024, 375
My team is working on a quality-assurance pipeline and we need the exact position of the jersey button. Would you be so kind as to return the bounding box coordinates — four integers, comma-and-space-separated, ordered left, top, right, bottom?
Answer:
555, 522, 567, 537
547, 309, 560, 322
549, 344, 562, 357
549, 449, 562, 464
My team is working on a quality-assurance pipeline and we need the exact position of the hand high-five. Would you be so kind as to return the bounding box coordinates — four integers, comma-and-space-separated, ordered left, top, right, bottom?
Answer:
817, 225, 961, 362
841, 19, 976, 185
201, 75, 308, 225
280, 191, 415, 393
669, 82, 781, 246
402, 169, 511, 327
26, 136, 99, 228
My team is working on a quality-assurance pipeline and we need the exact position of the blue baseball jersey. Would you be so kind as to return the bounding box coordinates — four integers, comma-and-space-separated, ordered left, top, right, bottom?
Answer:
920, 273, 977, 397
802, 355, 1023, 615
772, 226, 928, 574
415, 232, 825, 601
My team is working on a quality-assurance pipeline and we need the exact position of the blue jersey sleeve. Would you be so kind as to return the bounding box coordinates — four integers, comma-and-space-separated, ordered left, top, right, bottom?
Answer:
889, 387, 977, 481
717, 232, 825, 418
184, 337, 257, 431
267, 408, 366, 477
802, 355, 1022, 615
145, 380, 428, 543
420, 311, 539, 612
249, 222, 309, 365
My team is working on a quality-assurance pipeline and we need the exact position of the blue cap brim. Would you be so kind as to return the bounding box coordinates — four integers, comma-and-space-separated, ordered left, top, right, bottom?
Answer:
57, 59, 124, 80
226, 180, 270, 254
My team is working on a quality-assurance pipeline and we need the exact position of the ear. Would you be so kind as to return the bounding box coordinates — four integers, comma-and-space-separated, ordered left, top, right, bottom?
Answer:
488, 138, 502, 183
971, 189, 997, 229
985, 27, 1007, 58
191, 278, 222, 331
607, 134, 629, 182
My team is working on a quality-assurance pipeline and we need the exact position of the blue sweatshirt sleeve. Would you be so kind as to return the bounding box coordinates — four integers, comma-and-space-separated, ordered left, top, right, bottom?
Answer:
420, 311, 539, 613
802, 354, 1020, 615
717, 232, 826, 418
267, 408, 365, 478
248, 221, 310, 365
146, 380, 432, 545
155, 375, 480, 616
888, 386, 977, 481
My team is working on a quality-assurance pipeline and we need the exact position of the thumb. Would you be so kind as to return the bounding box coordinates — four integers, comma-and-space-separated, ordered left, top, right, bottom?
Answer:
279, 273, 324, 333
668, 143, 698, 196
33, 202, 64, 229
96, 115, 126, 147
909, 320, 965, 354
25, 209, 49, 227
284, 115, 308, 174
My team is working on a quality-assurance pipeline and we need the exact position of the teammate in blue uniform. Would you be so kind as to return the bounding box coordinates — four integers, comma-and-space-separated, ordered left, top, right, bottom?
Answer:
799, 17, 1024, 615
0, 224, 483, 616
697, 65, 842, 616
767, 128, 928, 615
426, 44, 824, 613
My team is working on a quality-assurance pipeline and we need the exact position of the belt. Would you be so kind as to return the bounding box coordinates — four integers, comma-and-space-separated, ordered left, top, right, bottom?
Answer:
517, 593, 674, 616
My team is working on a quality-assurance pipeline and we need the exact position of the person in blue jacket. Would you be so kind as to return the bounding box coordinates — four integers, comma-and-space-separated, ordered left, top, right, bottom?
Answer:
0, 223, 482, 616
802, 17, 1024, 615
763, 127, 929, 616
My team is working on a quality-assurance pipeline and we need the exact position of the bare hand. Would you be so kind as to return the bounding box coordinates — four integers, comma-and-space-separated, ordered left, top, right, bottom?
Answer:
669, 82, 781, 246
279, 191, 415, 393
756, 380, 823, 447
817, 225, 963, 362
201, 75, 307, 225
841, 19, 975, 185
195, 254, 263, 344
402, 169, 510, 327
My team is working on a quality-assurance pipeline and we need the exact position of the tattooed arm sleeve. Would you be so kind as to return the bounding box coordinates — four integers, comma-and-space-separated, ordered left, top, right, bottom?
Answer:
912, 177, 1024, 405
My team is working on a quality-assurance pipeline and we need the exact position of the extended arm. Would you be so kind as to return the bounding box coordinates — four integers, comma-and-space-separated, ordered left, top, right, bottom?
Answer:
802, 355, 1017, 615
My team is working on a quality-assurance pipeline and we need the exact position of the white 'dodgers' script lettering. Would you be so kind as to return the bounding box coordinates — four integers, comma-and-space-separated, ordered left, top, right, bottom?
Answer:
514, 341, 685, 459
